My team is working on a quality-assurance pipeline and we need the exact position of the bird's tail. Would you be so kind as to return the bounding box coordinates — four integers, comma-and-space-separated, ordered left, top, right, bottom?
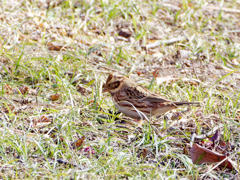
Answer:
173, 102, 200, 106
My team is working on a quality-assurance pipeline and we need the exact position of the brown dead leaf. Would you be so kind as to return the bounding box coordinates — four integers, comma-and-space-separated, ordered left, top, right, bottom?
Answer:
71, 136, 85, 149
189, 143, 235, 170
118, 28, 132, 38
141, 148, 148, 159
50, 93, 60, 101
32, 115, 52, 128
152, 69, 159, 77
137, 71, 142, 76
48, 44, 66, 51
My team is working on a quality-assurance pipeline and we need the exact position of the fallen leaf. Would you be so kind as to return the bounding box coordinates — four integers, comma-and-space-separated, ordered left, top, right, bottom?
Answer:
48, 43, 66, 51
137, 71, 142, 76
189, 143, 235, 170
118, 28, 132, 38
32, 116, 52, 128
141, 148, 148, 159
71, 136, 85, 149
143, 36, 186, 49
50, 93, 60, 101
152, 69, 159, 77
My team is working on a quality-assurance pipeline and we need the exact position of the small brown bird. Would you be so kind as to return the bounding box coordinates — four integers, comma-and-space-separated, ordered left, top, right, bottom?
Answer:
102, 73, 200, 119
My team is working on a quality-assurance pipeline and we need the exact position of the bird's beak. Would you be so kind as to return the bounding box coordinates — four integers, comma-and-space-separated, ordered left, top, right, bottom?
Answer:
102, 84, 108, 93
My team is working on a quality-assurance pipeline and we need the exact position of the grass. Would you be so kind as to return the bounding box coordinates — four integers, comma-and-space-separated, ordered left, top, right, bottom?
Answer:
0, 0, 240, 179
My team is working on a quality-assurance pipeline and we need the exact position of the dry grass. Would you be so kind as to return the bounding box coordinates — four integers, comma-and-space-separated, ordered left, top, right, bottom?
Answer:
0, 0, 240, 179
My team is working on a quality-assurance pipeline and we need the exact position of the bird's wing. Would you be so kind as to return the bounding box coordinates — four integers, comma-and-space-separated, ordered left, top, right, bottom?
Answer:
126, 85, 171, 103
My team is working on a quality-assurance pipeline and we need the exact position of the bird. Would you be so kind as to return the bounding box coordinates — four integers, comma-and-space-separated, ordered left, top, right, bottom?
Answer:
102, 73, 200, 119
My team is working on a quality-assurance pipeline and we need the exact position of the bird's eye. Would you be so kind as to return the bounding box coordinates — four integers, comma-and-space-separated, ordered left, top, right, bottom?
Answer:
109, 81, 120, 89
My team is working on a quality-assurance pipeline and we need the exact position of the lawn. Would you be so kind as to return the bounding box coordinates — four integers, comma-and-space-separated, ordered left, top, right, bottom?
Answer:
0, 0, 240, 179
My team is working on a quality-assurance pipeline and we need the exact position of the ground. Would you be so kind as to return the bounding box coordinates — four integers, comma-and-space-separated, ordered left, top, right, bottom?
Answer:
0, 0, 240, 179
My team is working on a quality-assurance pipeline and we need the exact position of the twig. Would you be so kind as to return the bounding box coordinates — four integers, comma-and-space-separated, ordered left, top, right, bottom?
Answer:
204, 6, 240, 13
142, 36, 187, 50
200, 152, 239, 178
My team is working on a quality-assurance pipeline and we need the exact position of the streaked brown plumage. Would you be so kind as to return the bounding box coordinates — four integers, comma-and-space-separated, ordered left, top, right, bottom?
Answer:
102, 73, 200, 119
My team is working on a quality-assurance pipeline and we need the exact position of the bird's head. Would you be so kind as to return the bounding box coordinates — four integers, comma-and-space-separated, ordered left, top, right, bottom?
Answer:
102, 73, 127, 94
